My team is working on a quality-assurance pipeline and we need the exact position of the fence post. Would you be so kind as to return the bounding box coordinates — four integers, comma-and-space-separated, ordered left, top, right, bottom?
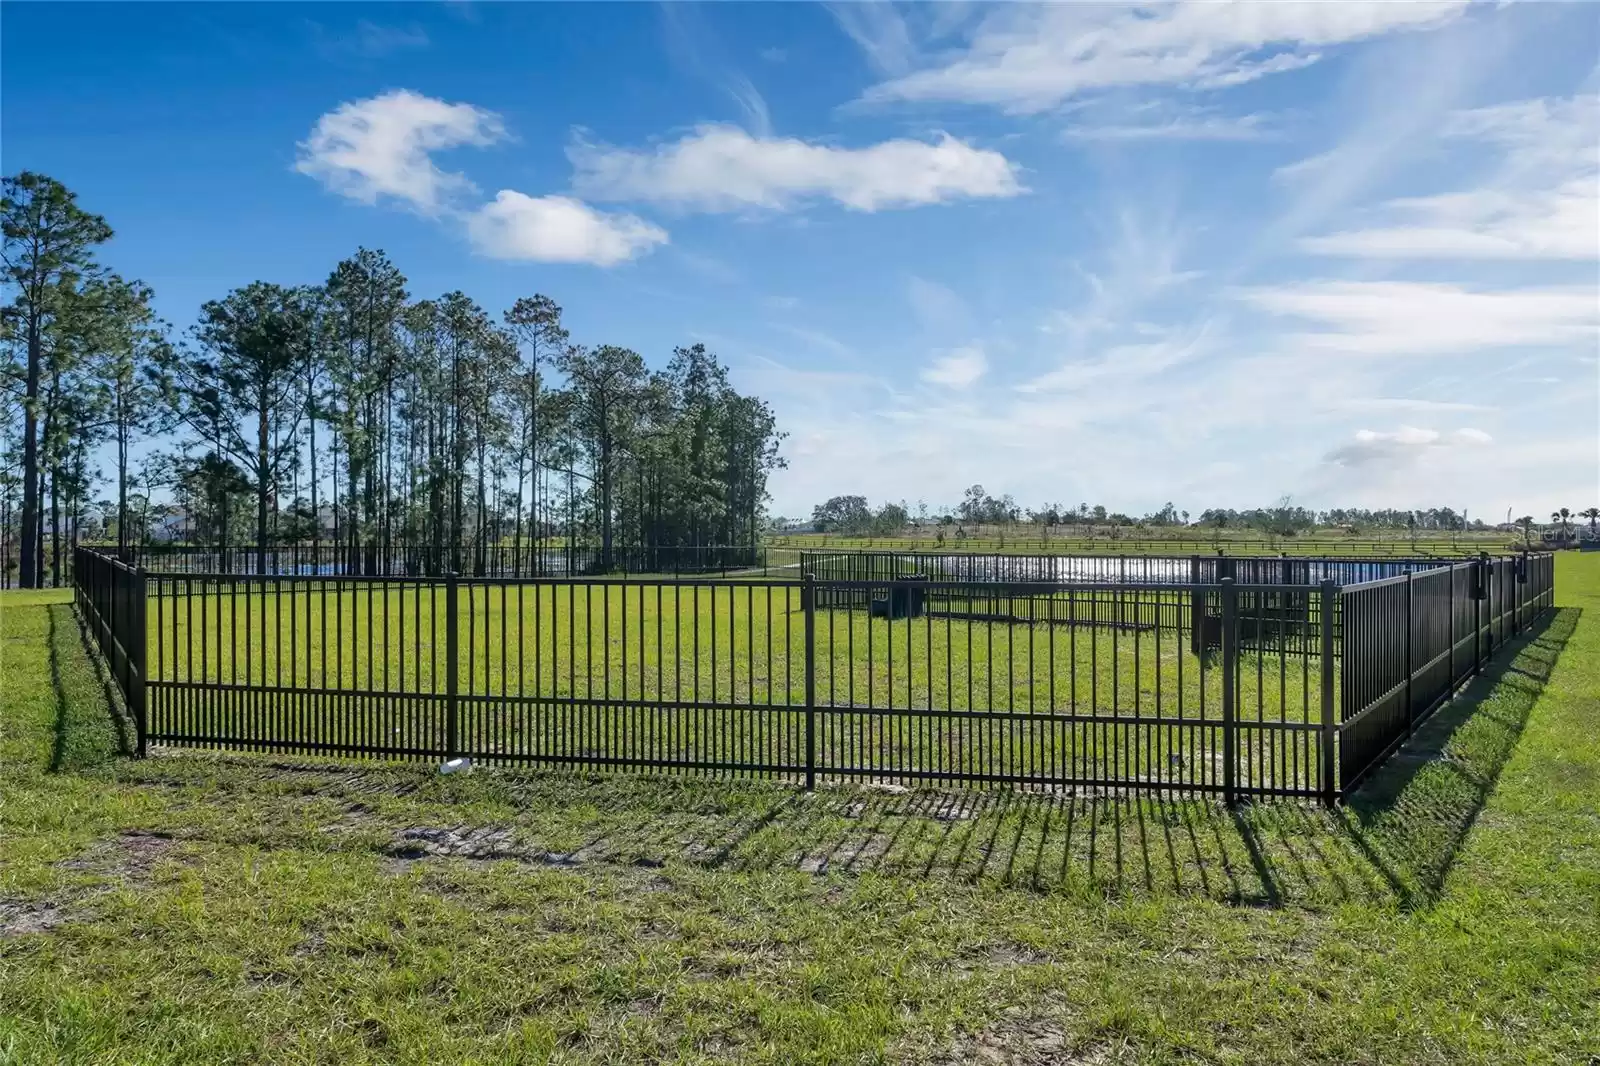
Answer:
445, 572, 460, 760
1516, 552, 1528, 633
1475, 552, 1488, 672
1189, 555, 1202, 655
133, 566, 149, 758
803, 575, 816, 791
1319, 578, 1337, 807
1220, 576, 1238, 807
1403, 570, 1414, 736
1447, 562, 1455, 688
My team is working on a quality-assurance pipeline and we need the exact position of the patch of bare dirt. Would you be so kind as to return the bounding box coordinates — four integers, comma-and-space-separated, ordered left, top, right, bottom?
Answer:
0, 900, 72, 938
387, 825, 521, 861
932, 1012, 1111, 1066
382, 826, 615, 871
11, 830, 187, 939
797, 834, 895, 873
57, 829, 182, 887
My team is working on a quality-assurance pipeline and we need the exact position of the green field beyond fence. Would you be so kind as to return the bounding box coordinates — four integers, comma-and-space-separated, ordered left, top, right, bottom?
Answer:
766, 530, 1522, 558
140, 576, 1320, 795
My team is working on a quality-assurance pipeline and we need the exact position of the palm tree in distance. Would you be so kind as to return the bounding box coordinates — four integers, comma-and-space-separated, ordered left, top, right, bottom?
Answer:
1518, 516, 1535, 547
1558, 507, 1573, 538
1581, 507, 1600, 538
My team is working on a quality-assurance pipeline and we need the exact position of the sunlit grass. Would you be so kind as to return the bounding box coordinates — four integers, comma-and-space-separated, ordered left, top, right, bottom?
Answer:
0, 556, 1592, 1063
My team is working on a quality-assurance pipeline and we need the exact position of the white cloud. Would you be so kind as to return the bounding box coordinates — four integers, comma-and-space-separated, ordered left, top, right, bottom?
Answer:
1300, 95, 1600, 260
1063, 111, 1276, 142
1324, 426, 1492, 467
858, 1, 1466, 113
298, 91, 668, 266
569, 124, 1024, 212
295, 89, 505, 215
465, 192, 667, 266
921, 347, 988, 388
1238, 281, 1600, 354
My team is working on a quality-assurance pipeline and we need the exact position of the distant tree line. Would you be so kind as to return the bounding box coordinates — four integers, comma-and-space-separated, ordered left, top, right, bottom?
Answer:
798, 489, 1581, 539
1, 172, 785, 586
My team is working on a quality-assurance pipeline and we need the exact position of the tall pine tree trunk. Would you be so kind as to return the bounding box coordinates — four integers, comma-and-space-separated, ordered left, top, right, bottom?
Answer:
18, 319, 42, 589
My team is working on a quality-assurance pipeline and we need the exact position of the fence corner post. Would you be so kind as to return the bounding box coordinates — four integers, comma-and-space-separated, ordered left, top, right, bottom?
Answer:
802, 574, 816, 791
1403, 569, 1414, 736
1319, 578, 1337, 807
134, 565, 149, 759
445, 571, 460, 761
1220, 575, 1238, 807
1474, 553, 1486, 675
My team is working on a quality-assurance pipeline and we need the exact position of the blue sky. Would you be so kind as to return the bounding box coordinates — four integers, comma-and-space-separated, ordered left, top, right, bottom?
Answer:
4, 1, 1597, 521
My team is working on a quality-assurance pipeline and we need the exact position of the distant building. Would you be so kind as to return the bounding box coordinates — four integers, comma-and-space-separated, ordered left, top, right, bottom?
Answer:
151, 509, 190, 542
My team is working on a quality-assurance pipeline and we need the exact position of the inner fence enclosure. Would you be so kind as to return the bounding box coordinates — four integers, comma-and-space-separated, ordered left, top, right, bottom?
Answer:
76, 545, 1553, 805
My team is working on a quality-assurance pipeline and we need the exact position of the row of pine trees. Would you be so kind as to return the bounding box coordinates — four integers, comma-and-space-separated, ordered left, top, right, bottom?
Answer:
1, 172, 785, 586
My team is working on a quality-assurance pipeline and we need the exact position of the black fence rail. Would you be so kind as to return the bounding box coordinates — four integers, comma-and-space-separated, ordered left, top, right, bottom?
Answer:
110, 542, 766, 578
800, 549, 1458, 586
73, 546, 1554, 804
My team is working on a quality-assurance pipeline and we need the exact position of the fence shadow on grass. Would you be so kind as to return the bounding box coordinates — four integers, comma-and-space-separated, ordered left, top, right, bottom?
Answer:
48, 603, 136, 773
98, 609, 1574, 910
642, 609, 1575, 907
1333, 606, 1574, 909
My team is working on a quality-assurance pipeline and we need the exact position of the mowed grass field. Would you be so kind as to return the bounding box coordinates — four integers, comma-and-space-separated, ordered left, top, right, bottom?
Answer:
2, 555, 1596, 1064
139, 578, 1322, 789
766, 531, 1522, 558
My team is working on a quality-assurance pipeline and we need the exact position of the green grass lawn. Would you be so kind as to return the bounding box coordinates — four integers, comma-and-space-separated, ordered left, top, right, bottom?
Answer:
2, 556, 1597, 1064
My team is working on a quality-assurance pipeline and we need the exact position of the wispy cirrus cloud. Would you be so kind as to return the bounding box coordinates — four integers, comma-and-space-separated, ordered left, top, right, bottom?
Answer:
853, 1, 1467, 113
310, 20, 431, 61
1063, 109, 1277, 142
1299, 94, 1600, 260
826, 1, 917, 77
659, 3, 773, 136
1237, 280, 1600, 354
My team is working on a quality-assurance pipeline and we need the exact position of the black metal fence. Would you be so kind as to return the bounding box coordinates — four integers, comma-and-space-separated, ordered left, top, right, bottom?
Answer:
1337, 552, 1554, 792
72, 546, 1553, 804
800, 549, 1458, 586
